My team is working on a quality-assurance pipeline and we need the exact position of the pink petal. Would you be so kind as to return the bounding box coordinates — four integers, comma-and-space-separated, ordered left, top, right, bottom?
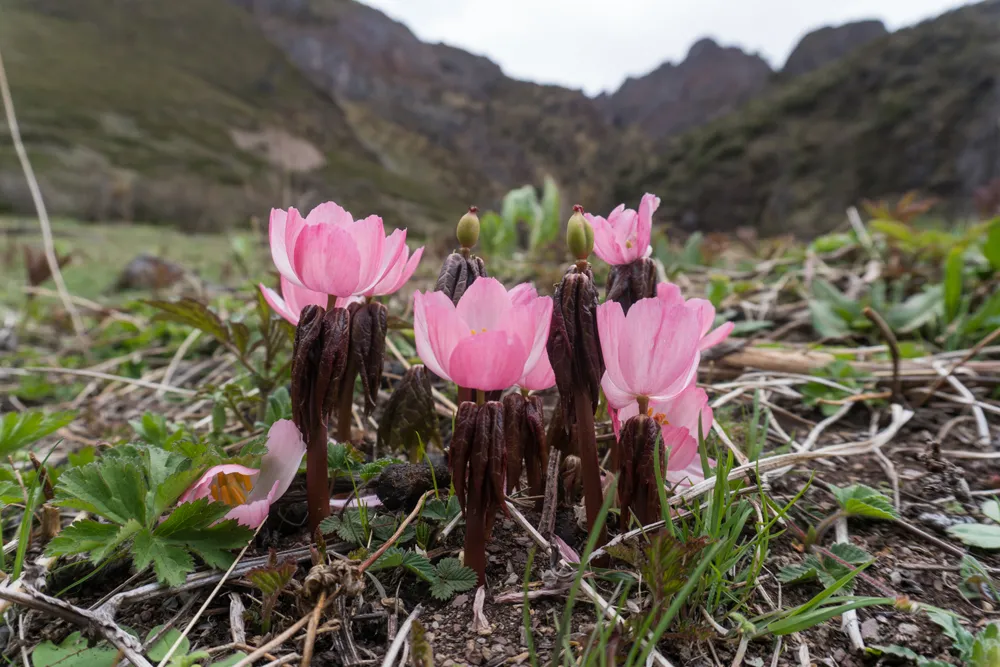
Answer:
345, 215, 387, 294
259, 283, 300, 326
414, 291, 468, 382
269, 208, 303, 286
554, 535, 580, 564
519, 351, 555, 392
596, 300, 629, 400
609, 207, 641, 263
587, 214, 625, 265
659, 424, 699, 471
701, 321, 735, 350
636, 193, 659, 259
179, 464, 260, 504
336, 295, 365, 309
247, 420, 306, 504
656, 282, 684, 307
305, 201, 355, 226
369, 242, 424, 297
665, 458, 711, 489
514, 296, 552, 379
281, 275, 327, 316
225, 481, 279, 528
448, 330, 526, 391
361, 228, 406, 295
293, 224, 362, 296
648, 386, 712, 438
624, 301, 700, 400
601, 370, 636, 411
507, 283, 538, 306
455, 278, 512, 333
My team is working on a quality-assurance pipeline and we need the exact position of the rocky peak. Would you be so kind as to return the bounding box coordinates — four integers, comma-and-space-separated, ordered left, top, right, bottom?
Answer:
783, 19, 888, 77
598, 38, 772, 139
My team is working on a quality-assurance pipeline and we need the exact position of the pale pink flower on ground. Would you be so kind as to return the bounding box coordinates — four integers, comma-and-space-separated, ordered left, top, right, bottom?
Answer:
259, 275, 360, 326
268, 202, 423, 298
596, 296, 702, 410
178, 420, 305, 528
612, 384, 713, 478
508, 284, 556, 391
656, 282, 735, 350
584, 193, 659, 265
413, 278, 548, 392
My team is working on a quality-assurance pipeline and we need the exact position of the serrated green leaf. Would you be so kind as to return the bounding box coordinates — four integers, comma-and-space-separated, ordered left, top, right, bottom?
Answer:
147, 298, 230, 345
31, 631, 118, 667
320, 510, 367, 545
210, 653, 249, 667
247, 560, 297, 598
429, 578, 455, 600
45, 520, 123, 559
360, 459, 396, 483
777, 561, 821, 585
155, 500, 252, 569
133, 528, 194, 586
55, 458, 148, 525
926, 608, 974, 655
828, 542, 870, 564
435, 557, 476, 594
831, 484, 898, 520
370, 547, 405, 571
868, 644, 950, 666
948, 523, 1000, 550
809, 300, 852, 339
401, 551, 435, 582
0, 409, 76, 455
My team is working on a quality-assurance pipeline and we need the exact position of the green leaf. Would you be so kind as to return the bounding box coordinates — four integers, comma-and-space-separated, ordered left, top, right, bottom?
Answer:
154, 499, 252, 569
146, 626, 190, 662
55, 458, 148, 525
983, 500, 1000, 524
133, 528, 195, 587
0, 409, 76, 455
210, 654, 249, 667
886, 285, 945, 333
809, 300, 852, 339
47, 519, 142, 564
147, 298, 230, 345
926, 608, 974, 656
31, 632, 118, 667
778, 560, 821, 585
401, 551, 436, 582
948, 523, 1000, 550
434, 557, 476, 596
867, 644, 950, 667
984, 220, 1000, 272
320, 510, 367, 545
247, 559, 297, 598
229, 322, 252, 357
264, 387, 292, 427
360, 458, 397, 483
422, 495, 461, 524
944, 247, 964, 322
327, 442, 364, 476
831, 484, 898, 520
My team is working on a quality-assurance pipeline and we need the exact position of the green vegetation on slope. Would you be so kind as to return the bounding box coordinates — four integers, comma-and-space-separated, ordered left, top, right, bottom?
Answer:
0, 0, 450, 230
616, 1, 1000, 237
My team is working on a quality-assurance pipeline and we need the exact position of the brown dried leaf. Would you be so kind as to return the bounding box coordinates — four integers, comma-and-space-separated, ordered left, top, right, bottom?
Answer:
435, 252, 488, 304
348, 302, 387, 415
501, 393, 526, 494
605, 258, 656, 314
449, 402, 478, 514
378, 365, 441, 457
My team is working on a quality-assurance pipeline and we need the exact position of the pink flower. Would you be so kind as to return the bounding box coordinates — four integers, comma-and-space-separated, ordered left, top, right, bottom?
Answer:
656, 282, 734, 350
413, 278, 549, 392
259, 275, 360, 326
508, 284, 556, 392
268, 202, 423, 298
612, 384, 713, 473
178, 420, 305, 528
597, 296, 702, 410
584, 193, 659, 265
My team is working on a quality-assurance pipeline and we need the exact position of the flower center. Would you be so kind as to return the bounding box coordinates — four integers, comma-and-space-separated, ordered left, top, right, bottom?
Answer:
469, 327, 488, 335
646, 408, 670, 426
210, 472, 253, 506
625, 238, 634, 249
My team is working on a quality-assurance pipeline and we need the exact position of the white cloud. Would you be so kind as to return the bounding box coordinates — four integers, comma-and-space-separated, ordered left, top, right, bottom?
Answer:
358, 0, 968, 95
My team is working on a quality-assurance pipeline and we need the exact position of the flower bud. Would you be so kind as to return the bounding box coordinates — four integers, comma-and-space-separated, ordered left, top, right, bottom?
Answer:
456, 206, 480, 249
566, 205, 593, 260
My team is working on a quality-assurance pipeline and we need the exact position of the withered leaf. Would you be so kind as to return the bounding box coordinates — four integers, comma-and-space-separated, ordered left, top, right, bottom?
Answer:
377, 365, 441, 457
617, 414, 663, 529
605, 258, 656, 315
435, 251, 487, 304
347, 302, 387, 415
449, 402, 478, 514
547, 266, 604, 426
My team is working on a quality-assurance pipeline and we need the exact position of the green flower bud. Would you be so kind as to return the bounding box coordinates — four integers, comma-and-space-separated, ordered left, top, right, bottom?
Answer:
566, 205, 593, 260
456, 206, 480, 249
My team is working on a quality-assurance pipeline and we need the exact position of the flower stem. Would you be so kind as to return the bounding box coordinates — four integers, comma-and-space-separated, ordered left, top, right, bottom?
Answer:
306, 418, 330, 533
475, 389, 486, 406
573, 386, 606, 548
336, 358, 357, 444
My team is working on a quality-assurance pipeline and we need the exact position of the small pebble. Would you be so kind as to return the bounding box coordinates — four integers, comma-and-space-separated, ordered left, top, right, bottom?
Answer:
897, 623, 921, 639
482, 647, 494, 661
452, 594, 469, 607
861, 618, 880, 640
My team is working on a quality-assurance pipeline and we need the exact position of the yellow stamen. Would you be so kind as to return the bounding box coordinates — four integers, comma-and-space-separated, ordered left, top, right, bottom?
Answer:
209, 472, 254, 507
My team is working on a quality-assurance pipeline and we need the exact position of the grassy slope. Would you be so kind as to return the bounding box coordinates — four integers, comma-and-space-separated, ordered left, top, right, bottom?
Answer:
0, 0, 450, 229
615, 1, 1000, 237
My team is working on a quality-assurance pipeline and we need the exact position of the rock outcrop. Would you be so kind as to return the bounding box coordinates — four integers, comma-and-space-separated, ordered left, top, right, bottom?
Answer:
783, 19, 888, 77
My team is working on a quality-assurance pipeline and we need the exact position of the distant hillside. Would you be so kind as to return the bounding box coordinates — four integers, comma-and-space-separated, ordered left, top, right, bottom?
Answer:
0, 0, 451, 231
615, 2, 1000, 237
596, 38, 773, 140
782, 20, 888, 78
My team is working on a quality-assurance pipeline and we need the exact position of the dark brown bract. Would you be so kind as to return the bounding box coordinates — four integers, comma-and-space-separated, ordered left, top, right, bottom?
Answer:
449, 400, 506, 584
605, 258, 657, 314
547, 264, 604, 426
618, 414, 664, 530
345, 301, 388, 416
291, 305, 350, 433
435, 250, 487, 304
502, 392, 547, 500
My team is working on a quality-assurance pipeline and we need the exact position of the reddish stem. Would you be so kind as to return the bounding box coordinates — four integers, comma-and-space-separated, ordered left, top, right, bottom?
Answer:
457, 386, 472, 405
464, 505, 488, 586
574, 387, 606, 548
336, 360, 357, 444
306, 418, 331, 533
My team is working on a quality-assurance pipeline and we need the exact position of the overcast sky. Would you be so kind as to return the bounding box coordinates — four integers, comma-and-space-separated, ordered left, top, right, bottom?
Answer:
358, 0, 968, 95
